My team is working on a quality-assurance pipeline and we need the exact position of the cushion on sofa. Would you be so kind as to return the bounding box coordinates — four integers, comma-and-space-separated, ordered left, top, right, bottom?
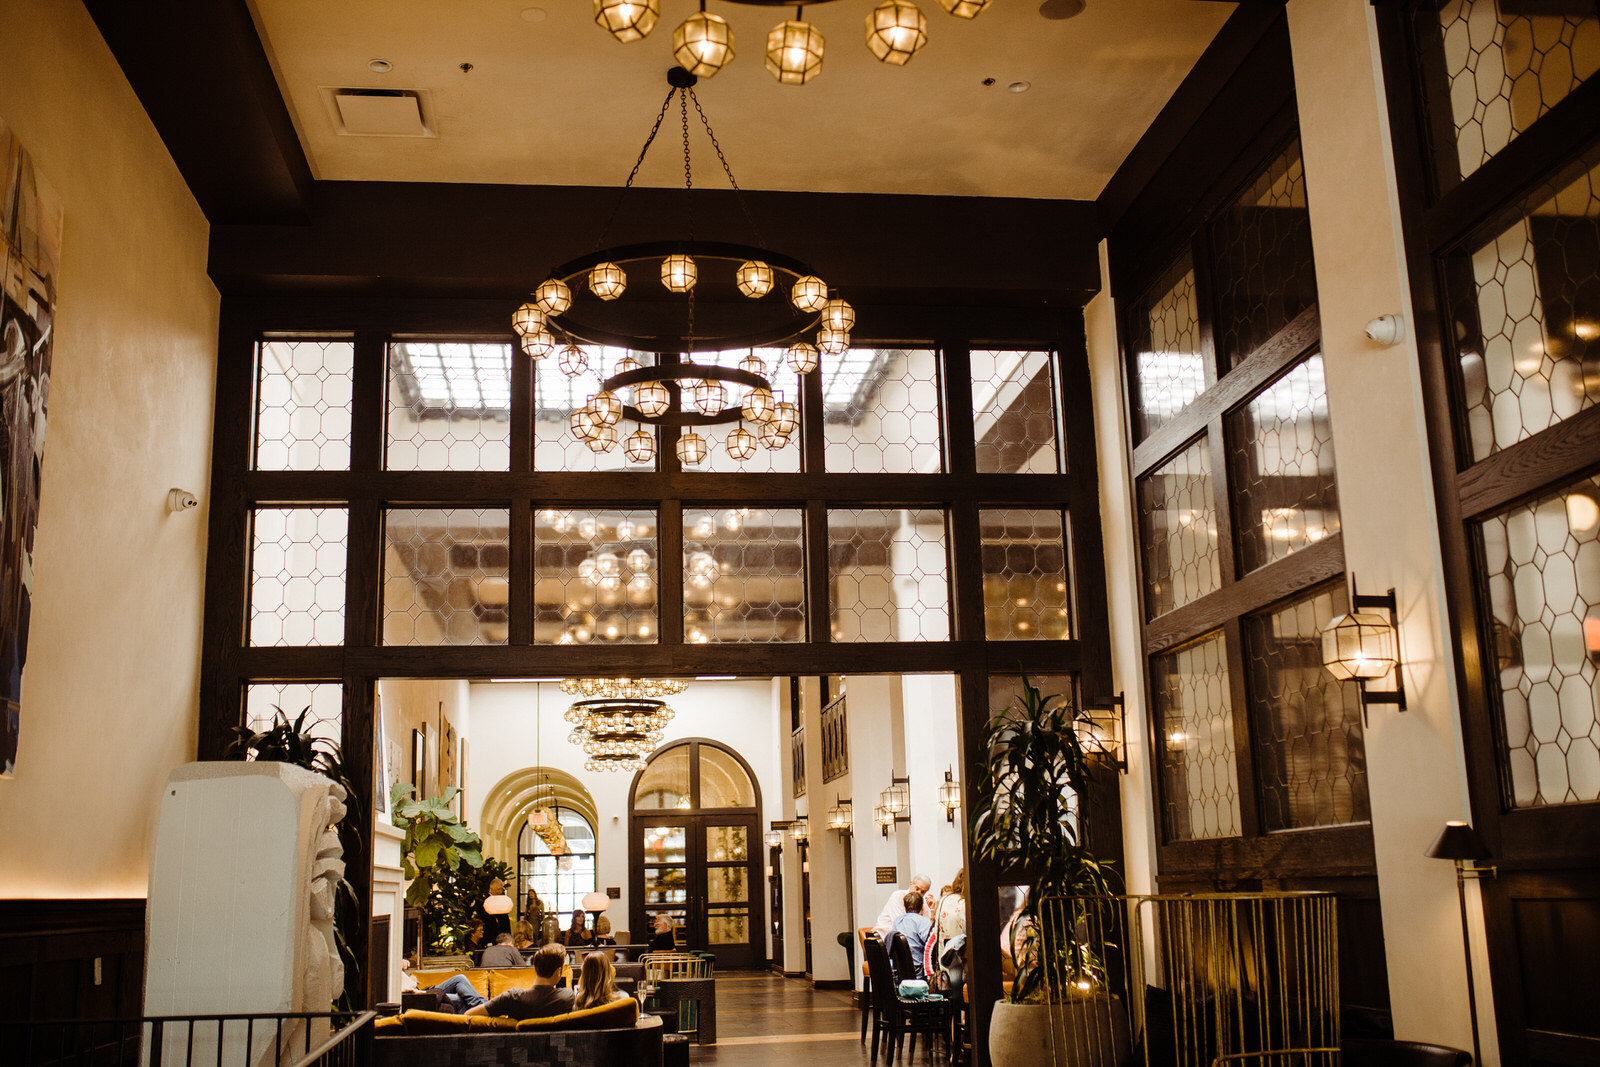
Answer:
412, 970, 491, 998
487, 967, 552, 996
379, 1010, 519, 1035
515, 996, 639, 1032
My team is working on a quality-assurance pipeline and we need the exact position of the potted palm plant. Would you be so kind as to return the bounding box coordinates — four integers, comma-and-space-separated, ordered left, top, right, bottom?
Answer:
970, 678, 1128, 1067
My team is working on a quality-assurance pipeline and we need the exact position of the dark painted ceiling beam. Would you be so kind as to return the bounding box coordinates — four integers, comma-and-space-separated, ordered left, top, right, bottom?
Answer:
83, 0, 313, 224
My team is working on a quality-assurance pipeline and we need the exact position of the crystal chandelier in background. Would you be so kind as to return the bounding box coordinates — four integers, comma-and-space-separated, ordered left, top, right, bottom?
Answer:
512, 67, 850, 468
561, 677, 688, 771
593, 1, 993, 84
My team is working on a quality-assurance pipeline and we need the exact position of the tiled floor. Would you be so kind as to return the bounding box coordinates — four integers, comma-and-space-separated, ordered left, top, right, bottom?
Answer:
689, 972, 953, 1066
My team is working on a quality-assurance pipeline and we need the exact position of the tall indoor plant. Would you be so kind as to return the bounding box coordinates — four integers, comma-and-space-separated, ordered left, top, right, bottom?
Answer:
970, 678, 1126, 1067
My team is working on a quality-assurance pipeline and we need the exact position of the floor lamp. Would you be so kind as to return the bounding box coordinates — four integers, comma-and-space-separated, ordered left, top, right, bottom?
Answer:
1425, 820, 1496, 1066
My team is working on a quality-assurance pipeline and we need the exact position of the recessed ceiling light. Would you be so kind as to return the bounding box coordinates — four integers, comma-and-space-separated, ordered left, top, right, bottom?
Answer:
1008, 81, 1031, 93
367, 59, 392, 73
521, 6, 548, 21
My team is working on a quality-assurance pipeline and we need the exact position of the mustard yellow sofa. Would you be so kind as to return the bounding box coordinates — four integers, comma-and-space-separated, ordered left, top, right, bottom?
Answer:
374, 996, 662, 1066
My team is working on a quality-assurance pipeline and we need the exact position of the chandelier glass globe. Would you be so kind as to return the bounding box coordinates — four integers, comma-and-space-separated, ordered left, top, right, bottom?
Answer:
770, 400, 799, 436
865, 0, 928, 65
626, 547, 652, 571
739, 353, 766, 380
937, 0, 990, 17
595, 0, 659, 42
570, 406, 599, 442
673, 11, 735, 78
821, 298, 856, 332
592, 390, 624, 426
636, 379, 671, 418
677, 431, 708, 467
759, 420, 789, 449
558, 344, 590, 378
693, 378, 728, 416
726, 425, 758, 460
534, 278, 573, 314
587, 423, 620, 453
589, 262, 627, 300
661, 254, 698, 292
742, 386, 776, 423
735, 260, 775, 297
521, 329, 557, 359
787, 341, 819, 374
766, 20, 825, 85
791, 275, 828, 312
817, 327, 851, 356
512, 302, 546, 336
614, 354, 642, 376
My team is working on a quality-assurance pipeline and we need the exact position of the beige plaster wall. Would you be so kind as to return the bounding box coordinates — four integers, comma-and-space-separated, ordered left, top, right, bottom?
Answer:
0, 0, 218, 896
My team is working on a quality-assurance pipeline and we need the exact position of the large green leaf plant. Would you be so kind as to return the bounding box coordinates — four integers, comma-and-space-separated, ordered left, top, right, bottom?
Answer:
389, 783, 484, 909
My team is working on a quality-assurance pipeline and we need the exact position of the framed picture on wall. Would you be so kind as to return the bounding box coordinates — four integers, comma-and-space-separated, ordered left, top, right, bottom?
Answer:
374, 697, 388, 815
425, 725, 438, 797
458, 739, 469, 819
411, 728, 426, 800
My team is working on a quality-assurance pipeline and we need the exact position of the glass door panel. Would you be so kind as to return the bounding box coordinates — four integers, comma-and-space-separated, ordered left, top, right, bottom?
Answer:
706, 865, 748, 903
705, 824, 748, 861
707, 910, 749, 944
642, 824, 687, 862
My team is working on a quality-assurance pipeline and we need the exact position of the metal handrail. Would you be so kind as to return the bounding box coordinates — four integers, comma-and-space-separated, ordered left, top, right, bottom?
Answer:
292, 1011, 376, 1067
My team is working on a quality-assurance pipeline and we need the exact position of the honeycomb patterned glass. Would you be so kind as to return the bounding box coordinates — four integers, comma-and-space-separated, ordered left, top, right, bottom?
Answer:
248, 508, 348, 646
383, 508, 511, 645
971, 350, 1061, 474
980, 508, 1072, 640
1128, 252, 1206, 441
1478, 472, 1600, 808
1152, 630, 1241, 842
1244, 585, 1370, 832
533, 346, 656, 472
822, 348, 944, 473
1424, 0, 1600, 187
1227, 354, 1341, 574
386, 341, 511, 471
826, 508, 950, 642
1138, 436, 1221, 620
683, 507, 805, 643
1449, 153, 1600, 462
987, 673, 1083, 829
1207, 138, 1317, 370
534, 509, 658, 645
245, 682, 343, 752
254, 339, 354, 471
694, 348, 802, 474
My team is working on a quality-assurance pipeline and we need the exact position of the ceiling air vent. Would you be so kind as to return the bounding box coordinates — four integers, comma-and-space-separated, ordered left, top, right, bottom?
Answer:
322, 87, 434, 137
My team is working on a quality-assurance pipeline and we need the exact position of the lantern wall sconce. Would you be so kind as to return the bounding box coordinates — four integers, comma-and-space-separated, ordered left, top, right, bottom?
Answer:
789, 817, 810, 845
764, 826, 785, 850
1085, 693, 1127, 772
878, 774, 912, 835
826, 797, 854, 835
873, 802, 894, 836
1321, 577, 1407, 721
937, 768, 960, 823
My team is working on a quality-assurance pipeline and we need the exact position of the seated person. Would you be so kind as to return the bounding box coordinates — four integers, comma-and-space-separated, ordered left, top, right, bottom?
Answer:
563, 909, 593, 947
512, 918, 537, 950
422, 969, 490, 1013
647, 913, 677, 953
594, 914, 616, 945
464, 943, 575, 1020
887, 888, 933, 980
480, 932, 524, 968
573, 952, 629, 1009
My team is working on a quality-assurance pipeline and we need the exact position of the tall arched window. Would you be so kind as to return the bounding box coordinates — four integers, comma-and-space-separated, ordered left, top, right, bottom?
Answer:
518, 807, 597, 921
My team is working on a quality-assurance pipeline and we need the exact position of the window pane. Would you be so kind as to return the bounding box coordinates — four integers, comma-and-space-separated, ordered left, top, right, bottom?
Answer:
823, 348, 944, 473
1208, 138, 1317, 369
245, 682, 342, 750
533, 346, 657, 472
644, 866, 687, 906
1128, 253, 1206, 440
1138, 437, 1221, 619
827, 508, 950, 642
249, 508, 347, 646
1479, 473, 1600, 808
1244, 585, 1370, 832
534, 509, 658, 645
708, 869, 748, 904
684, 507, 805, 643
643, 824, 688, 863
383, 508, 510, 645
704, 824, 750, 860
1228, 354, 1341, 573
254, 339, 353, 471
700, 749, 755, 808
386, 341, 511, 471
971, 349, 1061, 473
1423, 0, 1600, 187
1153, 631, 1241, 842
636, 745, 691, 808
981, 508, 1072, 640
1450, 154, 1600, 462
694, 348, 803, 474
707, 911, 748, 944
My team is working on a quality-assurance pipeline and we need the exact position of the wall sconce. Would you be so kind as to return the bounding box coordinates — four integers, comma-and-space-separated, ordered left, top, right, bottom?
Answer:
937, 768, 960, 824
1321, 578, 1407, 720
873, 802, 894, 836
789, 817, 809, 845
881, 775, 911, 817
764, 827, 785, 850
1084, 692, 1127, 772
826, 796, 853, 835
1426, 820, 1497, 1067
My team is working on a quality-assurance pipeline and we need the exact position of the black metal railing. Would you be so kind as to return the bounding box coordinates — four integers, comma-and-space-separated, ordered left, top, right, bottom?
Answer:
0, 1010, 375, 1067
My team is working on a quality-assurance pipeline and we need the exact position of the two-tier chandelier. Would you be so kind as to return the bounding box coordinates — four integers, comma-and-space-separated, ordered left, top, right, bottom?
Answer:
511, 66, 851, 468
561, 677, 688, 771
594, 1, 993, 84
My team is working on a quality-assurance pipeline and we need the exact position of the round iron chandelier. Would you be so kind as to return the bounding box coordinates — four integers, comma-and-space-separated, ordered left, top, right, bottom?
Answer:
512, 67, 847, 468
565, 698, 676, 772
559, 677, 689, 700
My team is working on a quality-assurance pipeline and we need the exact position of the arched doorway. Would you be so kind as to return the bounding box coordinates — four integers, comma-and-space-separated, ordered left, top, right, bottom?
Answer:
629, 738, 765, 969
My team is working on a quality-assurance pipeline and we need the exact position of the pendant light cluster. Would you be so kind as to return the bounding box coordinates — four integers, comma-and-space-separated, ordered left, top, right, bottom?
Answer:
594, 0, 990, 84
560, 677, 689, 772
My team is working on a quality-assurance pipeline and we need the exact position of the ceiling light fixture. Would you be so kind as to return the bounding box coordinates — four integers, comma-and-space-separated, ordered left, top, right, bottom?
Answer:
512, 67, 848, 467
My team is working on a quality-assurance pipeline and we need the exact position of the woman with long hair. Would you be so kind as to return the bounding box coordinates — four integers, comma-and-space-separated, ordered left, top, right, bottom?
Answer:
563, 909, 592, 946
925, 867, 968, 982
573, 952, 626, 1009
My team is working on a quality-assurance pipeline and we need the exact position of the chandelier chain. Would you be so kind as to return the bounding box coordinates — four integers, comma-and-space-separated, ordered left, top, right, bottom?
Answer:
688, 87, 768, 249
680, 89, 697, 347
593, 83, 679, 253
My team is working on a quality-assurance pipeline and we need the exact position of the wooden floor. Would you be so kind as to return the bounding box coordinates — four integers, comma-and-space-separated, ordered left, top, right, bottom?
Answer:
690, 972, 949, 1066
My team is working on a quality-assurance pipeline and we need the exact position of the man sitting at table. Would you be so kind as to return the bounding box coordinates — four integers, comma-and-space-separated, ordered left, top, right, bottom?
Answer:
480, 932, 525, 968
887, 889, 933, 980
464, 943, 574, 1020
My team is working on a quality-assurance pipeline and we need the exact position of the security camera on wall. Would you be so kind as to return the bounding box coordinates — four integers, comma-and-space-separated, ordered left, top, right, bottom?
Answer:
167, 488, 200, 512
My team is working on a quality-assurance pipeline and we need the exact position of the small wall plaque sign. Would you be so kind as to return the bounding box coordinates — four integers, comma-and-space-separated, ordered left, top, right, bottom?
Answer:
876, 866, 897, 885
607, 886, 621, 899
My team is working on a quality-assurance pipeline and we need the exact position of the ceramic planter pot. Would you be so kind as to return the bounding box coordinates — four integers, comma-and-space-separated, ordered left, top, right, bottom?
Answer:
989, 994, 1130, 1067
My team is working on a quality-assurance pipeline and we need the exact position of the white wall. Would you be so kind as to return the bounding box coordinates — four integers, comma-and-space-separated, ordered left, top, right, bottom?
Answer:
0, 0, 218, 897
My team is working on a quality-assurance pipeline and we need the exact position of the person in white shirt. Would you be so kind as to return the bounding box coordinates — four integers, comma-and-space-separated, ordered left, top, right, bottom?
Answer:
873, 874, 932, 936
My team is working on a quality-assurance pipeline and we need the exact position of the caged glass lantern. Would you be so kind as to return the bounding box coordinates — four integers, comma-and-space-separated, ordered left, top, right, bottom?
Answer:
787, 341, 819, 374
742, 386, 776, 423
739, 352, 766, 379
692, 378, 728, 416
937, 0, 991, 16
791, 275, 828, 312
736, 259, 775, 298
726, 425, 758, 459
759, 420, 789, 450
521, 329, 557, 359
591, 390, 624, 426
673, 11, 735, 78
595, 0, 660, 42
558, 344, 590, 378
937, 768, 960, 823
865, 0, 928, 65
587, 423, 620, 453
676, 431, 708, 467
570, 406, 599, 442
512, 302, 546, 336
534, 278, 573, 315
817, 327, 851, 356
764, 828, 785, 849
821, 298, 856, 332
661, 253, 698, 292
635, 379, 671, 418
769, 400, 798, 437
589, 262, 627, 300
1321, 609, 1396, 680
766, 20, 826, 85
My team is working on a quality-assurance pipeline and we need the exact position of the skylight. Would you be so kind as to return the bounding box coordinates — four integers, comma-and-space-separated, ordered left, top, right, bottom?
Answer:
393, 342, 512, 417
